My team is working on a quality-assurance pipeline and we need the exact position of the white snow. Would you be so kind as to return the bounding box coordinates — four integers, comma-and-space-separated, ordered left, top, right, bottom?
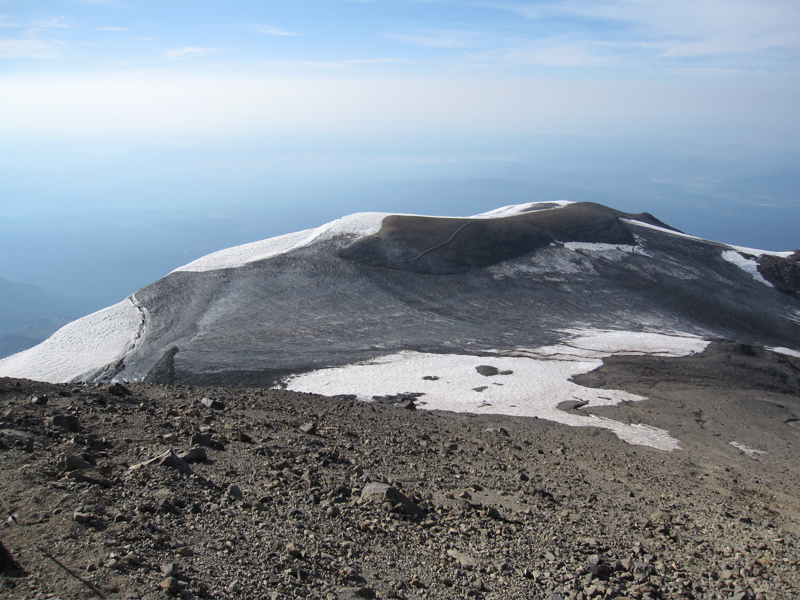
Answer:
283, 329, 710, 451
0, 298, 142, 383
728, 245, 794, 259
621, 219, 703, 240
769, 346, 800, 358
474, 200, 573, 218
564, 242, 634, 253
730, 441, 766, 458
721, 250, 773, 286
174, 212, 389, 273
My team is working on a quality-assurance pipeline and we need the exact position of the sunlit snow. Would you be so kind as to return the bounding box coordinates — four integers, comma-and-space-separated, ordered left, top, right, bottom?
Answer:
730, 441, 766, 458
174, 212, 388, 273
283, 330, 710, 451
0, 298, 142, 383
770, 346, 800, 358
721, 250, 773, 286
474, 200, 572, 218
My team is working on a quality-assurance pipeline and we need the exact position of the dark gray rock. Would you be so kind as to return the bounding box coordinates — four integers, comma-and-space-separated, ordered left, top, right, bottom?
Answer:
360, 482, 424, 517
129, 449, 193, 474
475, 365, 499, 377
46, 414, 80, 432
200, 397, 225, 410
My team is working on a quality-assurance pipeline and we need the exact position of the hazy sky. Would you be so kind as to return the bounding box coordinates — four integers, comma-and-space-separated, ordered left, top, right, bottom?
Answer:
1, 0, 800, 309
2, 0, 799, 148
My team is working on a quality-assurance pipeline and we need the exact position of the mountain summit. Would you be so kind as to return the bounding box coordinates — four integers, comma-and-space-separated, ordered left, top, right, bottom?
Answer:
1, 200, 798, 442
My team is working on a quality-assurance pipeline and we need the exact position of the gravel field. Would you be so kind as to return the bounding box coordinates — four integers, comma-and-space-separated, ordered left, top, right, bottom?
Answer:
1, 341, 799, 599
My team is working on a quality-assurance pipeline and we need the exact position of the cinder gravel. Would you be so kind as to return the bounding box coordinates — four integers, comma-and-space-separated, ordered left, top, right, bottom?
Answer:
1, 342, 799, 599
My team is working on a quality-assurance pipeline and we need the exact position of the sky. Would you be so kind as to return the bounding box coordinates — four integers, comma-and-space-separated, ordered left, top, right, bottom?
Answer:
1, 0, 799, 313
1, 0, 799, 146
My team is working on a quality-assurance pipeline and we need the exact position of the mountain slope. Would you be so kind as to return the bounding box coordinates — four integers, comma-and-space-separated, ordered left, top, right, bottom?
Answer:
1, 200, 798, 396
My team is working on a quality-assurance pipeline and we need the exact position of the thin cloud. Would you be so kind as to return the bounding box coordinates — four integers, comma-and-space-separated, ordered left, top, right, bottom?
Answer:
30, 17, 74, 29
483, 0, 800, 67
0, 38, 62, 58
70, 0, 127, 7
502, 42, 616, 68
165, 46, 225, 60
0, 17, 23, 28
260, 58, 407, 70
344, 58, 407, 64
260, 60, 346, 69
251, 24, 299, 37
385, 30, 480, 48
97, 26, 130, 32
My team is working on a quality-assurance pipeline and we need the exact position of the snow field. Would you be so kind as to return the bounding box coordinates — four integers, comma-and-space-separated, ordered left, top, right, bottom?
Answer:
283, 330, 710, 451
0, 298, 142, 383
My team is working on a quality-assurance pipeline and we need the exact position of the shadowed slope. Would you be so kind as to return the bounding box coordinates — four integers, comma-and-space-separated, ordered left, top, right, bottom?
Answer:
339, 202, 665, 274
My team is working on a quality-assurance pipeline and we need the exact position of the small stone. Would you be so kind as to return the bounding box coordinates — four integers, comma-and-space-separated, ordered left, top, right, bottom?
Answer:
46, 414, 80, 432
73, 511, 103, 529
159, 576, 181, 595
107, 382, 131, 396
21, 512, 49, 526
129, 449, 193, 474
447, 549, 477, 568
61, 454, 93, 472
485, 426, 510, 436
285, 543, 303, 559
299, 421, 317, 434
66, 468, 114, 488
471, 578, 488, 592
30, 395, 48, 405
732, 586, 749, 600
360, 482, 424, 517
485, 506, 502, 520
475, 365, 499, 377
179, 446, 207, 462
228, 485, 244, 501
174, 546, 194, 557
231, 431, 253, 443
355, 587, 377, 599
200, 397, 225, 410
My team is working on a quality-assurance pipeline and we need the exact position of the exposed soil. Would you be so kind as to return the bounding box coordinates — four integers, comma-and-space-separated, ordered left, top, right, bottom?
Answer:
1, 343, 799, 599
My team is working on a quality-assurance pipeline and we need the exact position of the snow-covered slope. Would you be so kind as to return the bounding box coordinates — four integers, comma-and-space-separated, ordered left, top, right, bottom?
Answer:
0, 298, 142, 383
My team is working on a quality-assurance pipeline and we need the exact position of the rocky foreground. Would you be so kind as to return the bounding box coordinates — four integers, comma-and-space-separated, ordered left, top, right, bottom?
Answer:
1, 345, 799, 600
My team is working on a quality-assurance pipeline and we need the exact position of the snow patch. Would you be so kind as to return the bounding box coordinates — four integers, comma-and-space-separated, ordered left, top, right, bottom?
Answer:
174, 212, 388, 273
769, 346, 800, 358
0, 298, 142, 383
622, 219, 703, 241
730, 442, 766, 458
564, 242, 635, 252
283, 329, 709, 451
721, 250, 773, 287
474, 201, 572, 218
728, 245, 793, 258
